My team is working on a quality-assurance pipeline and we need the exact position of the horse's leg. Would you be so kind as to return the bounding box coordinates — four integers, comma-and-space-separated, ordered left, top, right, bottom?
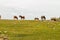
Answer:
41, 18, 43, 21
17, 18, 18, 20
21, 17, 22, 20
23, 18, 24, 20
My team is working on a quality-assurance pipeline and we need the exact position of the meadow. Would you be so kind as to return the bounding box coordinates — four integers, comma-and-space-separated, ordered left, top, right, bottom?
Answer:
0, 20, 60, 40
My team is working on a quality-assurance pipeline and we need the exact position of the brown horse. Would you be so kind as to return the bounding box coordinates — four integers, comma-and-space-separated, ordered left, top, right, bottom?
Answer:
51, 18, 57, 21
19, 15, 25, 20
41, 16, 46, 21
14, 16, 18, 20
34, 18, 39, 21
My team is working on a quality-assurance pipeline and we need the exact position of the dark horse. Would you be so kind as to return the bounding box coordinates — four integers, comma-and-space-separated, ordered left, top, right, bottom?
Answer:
51, 18, 57, 21
14, 16, 18, 20
34, 18, 39, 21
19, 15, 25, 20
41, 16, 46, 21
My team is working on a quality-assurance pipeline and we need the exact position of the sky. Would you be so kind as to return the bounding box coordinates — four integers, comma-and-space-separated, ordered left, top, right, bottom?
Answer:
0, 0, 60, 20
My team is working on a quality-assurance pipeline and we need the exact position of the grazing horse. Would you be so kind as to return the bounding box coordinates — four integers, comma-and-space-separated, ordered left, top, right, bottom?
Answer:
14, 16, 18, 20
51, 18, 57, 21
34, 18, 39, 21
41, 16, 46, 21
19, 15, 25, 20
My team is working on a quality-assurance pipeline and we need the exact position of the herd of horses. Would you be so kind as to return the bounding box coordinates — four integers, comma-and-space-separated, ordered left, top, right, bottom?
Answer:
14, 15, 25, 20
14, 15, 57, 21
14, 15, 46, 20
0, 15, 59, 21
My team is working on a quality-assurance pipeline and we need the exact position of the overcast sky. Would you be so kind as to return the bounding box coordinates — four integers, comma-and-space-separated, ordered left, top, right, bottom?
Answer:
0, 0, 60, 20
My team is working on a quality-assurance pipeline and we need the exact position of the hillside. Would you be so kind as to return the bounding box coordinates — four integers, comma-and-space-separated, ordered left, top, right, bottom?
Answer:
0, 20, 60, 40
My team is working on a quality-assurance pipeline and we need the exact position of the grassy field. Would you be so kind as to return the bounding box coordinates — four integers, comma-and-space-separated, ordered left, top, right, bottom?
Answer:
0, 20, 60, 40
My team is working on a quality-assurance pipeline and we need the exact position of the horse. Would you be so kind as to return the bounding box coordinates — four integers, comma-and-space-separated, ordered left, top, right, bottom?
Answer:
13, 16, 18, 20
34, 18, 39, 21
41, 16, 46, 21
19, 15, 25, 20
51, 18, 57, 21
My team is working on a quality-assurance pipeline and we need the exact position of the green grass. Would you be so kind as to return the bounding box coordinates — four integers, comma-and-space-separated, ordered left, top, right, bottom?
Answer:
0, 20, 60, 40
